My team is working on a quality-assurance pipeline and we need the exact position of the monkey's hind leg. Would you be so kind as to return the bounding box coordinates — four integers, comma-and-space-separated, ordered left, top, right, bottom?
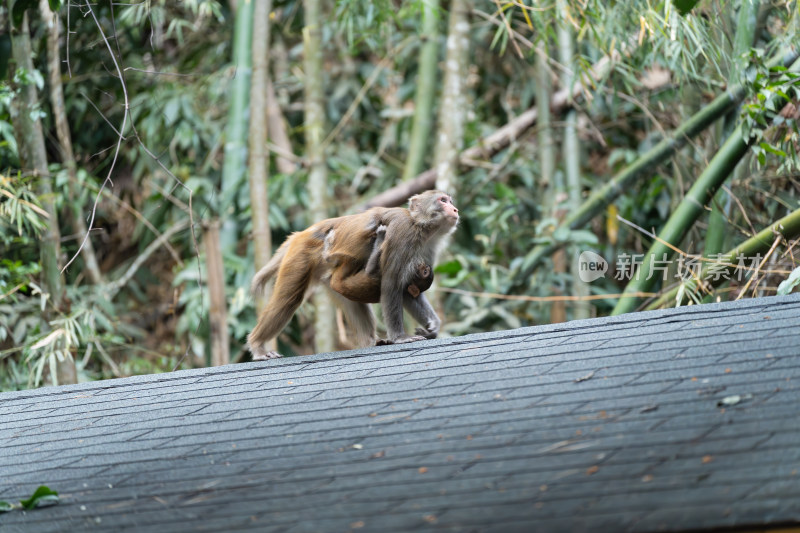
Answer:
248, 252, 314, 361
327, 290, 377, 348
251, 349, 282, 361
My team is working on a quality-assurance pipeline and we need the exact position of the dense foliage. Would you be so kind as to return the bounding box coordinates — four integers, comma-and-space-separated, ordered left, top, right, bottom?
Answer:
1, 0, 798, 390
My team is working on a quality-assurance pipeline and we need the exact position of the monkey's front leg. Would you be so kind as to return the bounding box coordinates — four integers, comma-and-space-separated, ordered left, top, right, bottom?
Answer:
404, 292, 441, 339
378, 278, 427, 345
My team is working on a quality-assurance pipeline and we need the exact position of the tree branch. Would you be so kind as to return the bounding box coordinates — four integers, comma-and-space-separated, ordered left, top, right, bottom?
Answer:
362, 54, 615, 208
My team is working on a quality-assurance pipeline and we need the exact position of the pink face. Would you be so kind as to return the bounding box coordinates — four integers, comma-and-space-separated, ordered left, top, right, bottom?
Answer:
438, 194, 459, 224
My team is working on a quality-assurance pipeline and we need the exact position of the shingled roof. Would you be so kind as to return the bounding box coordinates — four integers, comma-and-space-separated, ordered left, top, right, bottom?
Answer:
1, 294, 799, 532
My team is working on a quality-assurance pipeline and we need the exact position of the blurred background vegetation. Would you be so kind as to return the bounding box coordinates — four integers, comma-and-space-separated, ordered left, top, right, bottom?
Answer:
1, 0, 798, 390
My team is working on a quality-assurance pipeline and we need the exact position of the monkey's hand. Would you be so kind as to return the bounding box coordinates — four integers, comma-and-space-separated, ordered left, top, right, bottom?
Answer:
414, 327, 438, 340
414, 315, 440, 339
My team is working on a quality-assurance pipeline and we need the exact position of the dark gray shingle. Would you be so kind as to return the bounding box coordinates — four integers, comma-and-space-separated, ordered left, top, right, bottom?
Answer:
1, 294, 799, 532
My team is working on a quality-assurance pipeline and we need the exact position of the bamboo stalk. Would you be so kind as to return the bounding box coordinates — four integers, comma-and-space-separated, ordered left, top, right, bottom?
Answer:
41, 1, 103, 285
303, 0, 336, 353
364, 53, 615, 209
613, 53, 800, 314
401, 0, 440, 182
646, 207, 800, 310
9, 10, 74, 384
204, 221, 230, 366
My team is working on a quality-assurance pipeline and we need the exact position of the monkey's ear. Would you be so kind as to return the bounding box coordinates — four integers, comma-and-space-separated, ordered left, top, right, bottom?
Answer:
408, 194, 420, 212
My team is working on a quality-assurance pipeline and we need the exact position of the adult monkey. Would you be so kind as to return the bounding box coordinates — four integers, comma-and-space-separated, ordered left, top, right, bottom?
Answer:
247, 190, 459, 360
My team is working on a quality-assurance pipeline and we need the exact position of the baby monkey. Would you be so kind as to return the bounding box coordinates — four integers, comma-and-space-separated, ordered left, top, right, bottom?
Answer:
323, 223, 434, 304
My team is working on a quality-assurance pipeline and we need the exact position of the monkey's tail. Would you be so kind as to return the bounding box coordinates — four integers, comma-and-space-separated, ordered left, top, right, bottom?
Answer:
247, 237, 316, 350
251, 239, 291, 296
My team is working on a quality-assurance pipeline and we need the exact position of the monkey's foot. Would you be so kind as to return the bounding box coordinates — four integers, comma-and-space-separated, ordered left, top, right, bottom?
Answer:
252, 350, 283, 361
375, 335, 427, 346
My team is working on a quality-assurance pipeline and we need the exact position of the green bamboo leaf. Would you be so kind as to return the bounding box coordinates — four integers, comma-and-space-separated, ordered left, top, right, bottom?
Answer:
0, 501, 14, 512
777, 266, 800, 295
435, 260, 462, 275
674, 0, 700, 15
493, 182, 516, 202
19, 486, 59, 510
552, 226, 571, 243
760, 142, 787, 158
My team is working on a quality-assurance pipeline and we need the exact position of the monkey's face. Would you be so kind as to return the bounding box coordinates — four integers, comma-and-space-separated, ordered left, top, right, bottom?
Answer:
410, 190, 460, 232
436, 194, 460, 227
